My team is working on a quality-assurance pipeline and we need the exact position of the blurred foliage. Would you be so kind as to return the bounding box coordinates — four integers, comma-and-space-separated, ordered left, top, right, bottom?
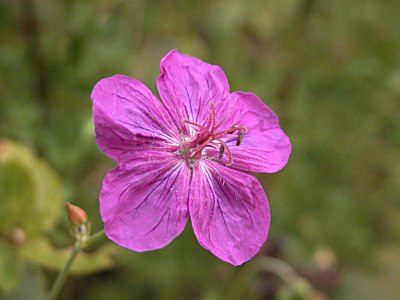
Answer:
0, 140, 115, 295
20, 239, 116, 275
0, 140, 62, 293
0, 140, 62, 238
0, 0, 399, 299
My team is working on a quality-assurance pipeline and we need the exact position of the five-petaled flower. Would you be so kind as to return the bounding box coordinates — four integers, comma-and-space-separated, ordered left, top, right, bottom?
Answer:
91, 50, 291, 266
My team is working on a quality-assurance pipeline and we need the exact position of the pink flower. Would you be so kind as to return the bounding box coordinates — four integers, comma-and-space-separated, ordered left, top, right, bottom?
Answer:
91, 50, 291, 266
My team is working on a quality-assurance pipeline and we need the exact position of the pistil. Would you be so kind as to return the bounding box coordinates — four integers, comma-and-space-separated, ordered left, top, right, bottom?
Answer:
179, 102, 247, 167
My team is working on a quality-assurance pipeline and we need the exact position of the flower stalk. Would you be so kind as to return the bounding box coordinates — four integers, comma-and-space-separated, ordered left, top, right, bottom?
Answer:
48, 203, 107, 300
47, 229, 106, 300
47, 242, 81, 300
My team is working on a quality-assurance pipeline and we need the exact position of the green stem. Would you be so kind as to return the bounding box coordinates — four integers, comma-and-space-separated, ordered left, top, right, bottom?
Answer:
47, 243, 81, 300
82, 229, 107, 249
47, 229, 107, 300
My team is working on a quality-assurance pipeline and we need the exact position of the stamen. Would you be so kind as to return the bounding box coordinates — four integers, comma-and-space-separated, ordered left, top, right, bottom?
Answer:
203, 110, 212, 133
214, 125, 248, 139
182, 119, 210, 134
239, 125, 248, 134
204, 144, 218, 150
215, 137, 233, 166
179, 101, 247, 167
189, 136, 213, 154
219, 144, 225, 159
236, 131, 243, 146
209, 102, 217, 132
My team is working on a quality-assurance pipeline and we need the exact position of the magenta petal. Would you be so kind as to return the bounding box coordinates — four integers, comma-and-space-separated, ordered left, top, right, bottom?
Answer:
157, 50, 230, 132
91, 74, 179, 161
229, 92, 292, 173
189, 161, 270, 266
100, 150, 190, 251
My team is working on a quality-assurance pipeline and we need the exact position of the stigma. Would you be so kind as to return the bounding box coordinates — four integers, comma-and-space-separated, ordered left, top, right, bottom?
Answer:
178, 102, 247, 168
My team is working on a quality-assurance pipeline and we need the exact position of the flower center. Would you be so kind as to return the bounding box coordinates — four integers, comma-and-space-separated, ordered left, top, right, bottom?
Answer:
178, 102, 247, 168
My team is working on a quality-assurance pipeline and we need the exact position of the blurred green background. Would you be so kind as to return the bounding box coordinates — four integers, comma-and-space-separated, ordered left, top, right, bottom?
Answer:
1, 0, 399, 299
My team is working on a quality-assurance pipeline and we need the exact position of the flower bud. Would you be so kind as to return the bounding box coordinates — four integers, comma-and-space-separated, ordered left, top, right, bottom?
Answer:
65, 202, 88, 226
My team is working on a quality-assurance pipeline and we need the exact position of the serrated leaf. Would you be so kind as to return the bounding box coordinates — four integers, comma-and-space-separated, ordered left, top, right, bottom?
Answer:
20, 238, 116, 275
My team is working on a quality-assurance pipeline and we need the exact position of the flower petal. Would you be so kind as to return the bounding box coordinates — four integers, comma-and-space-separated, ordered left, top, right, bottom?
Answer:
189, 161, 270, 266
100, 150, 190, 252
157, 50, 230, 133
91, 74, 179, 161
227, 92, 291, 173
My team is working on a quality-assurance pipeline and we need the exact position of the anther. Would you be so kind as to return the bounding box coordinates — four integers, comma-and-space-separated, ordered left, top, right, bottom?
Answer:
219, 144, 225, 159
216, 137, 233, 166
236, 131, 243, 146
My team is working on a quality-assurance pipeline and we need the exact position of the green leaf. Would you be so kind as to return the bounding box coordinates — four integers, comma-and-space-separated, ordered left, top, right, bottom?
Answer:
0, 239, 23, 294
20, 238, 116, 275
0, 160, 35, 237
0, 140, 63, 238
